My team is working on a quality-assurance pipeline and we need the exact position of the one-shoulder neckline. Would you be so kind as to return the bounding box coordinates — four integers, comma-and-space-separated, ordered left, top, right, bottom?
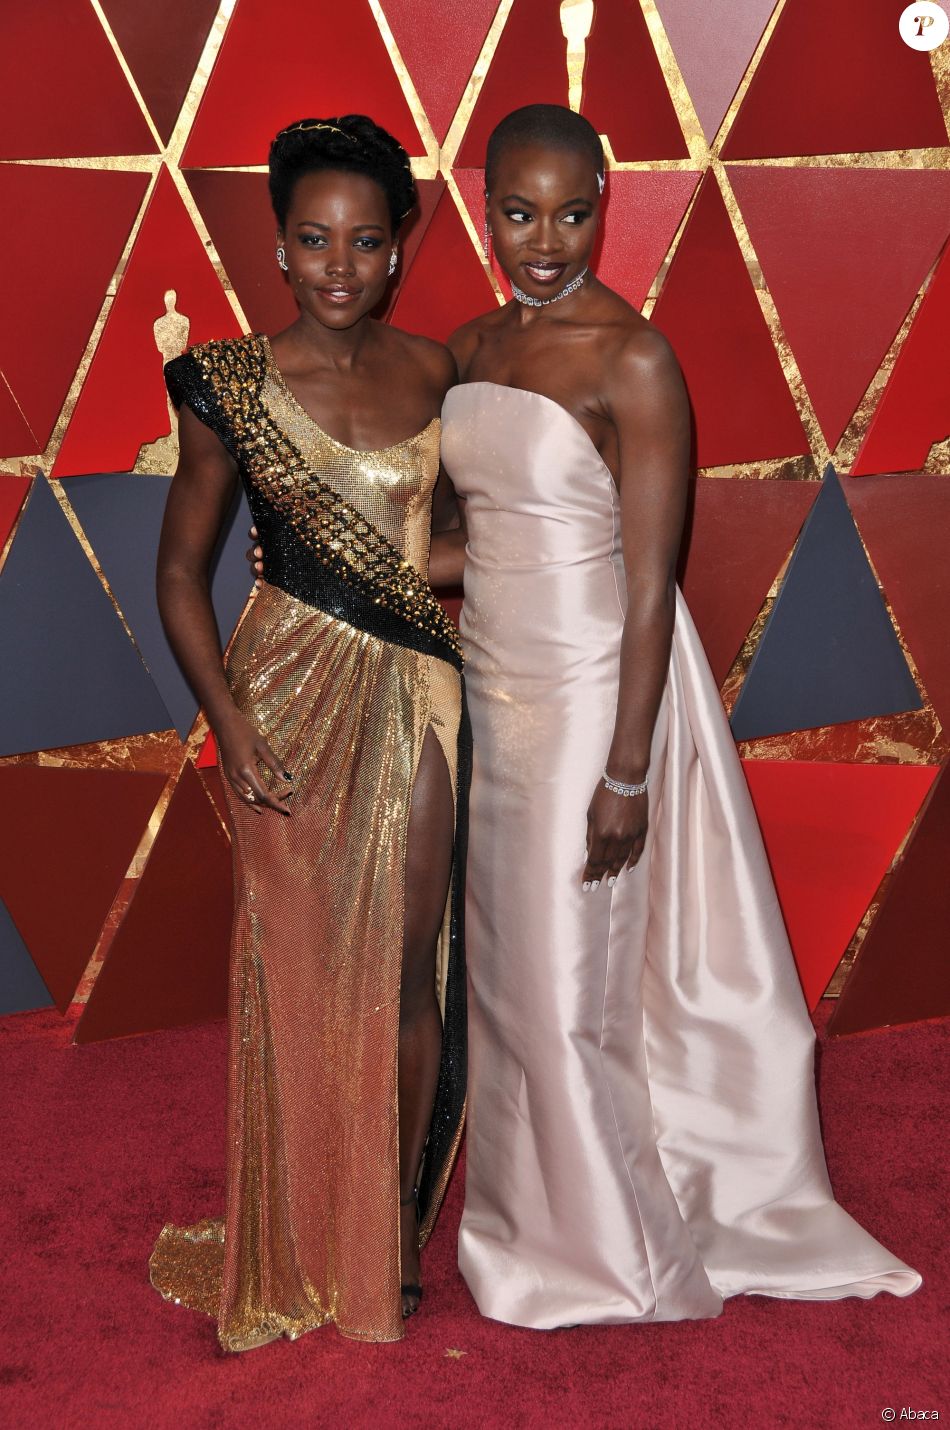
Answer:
260, 334, 440, 456
448, 380, 613, 483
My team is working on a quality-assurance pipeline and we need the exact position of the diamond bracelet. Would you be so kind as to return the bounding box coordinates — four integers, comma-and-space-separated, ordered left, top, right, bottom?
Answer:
602, 769, 648, 797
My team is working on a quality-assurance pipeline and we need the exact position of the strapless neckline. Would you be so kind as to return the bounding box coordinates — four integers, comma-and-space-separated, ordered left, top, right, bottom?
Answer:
450, 380, 613, 483
443, 373, 923, 1328
261, 334, 440, 456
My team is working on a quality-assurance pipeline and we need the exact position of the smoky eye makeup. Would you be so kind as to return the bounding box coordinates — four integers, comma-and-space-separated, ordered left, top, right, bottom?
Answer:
296, 232, 384, 250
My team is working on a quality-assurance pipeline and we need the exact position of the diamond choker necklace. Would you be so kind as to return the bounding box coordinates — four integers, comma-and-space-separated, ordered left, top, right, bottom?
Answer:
510, 266, 589, 307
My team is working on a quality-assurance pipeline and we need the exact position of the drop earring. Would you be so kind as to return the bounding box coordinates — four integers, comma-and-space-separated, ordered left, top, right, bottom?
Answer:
483, 220, 491, 258
276, 246, 288, 272
388, 249, 398, 276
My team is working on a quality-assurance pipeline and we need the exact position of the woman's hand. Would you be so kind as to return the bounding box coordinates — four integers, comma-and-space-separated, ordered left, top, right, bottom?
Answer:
217, 709, 293, 816
246, 525, 264, 589
582, 782, 648, 889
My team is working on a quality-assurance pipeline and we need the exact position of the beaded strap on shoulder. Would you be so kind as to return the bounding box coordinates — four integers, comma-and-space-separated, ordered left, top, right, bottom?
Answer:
164, 341, 249, 460
170, 336, 462, 668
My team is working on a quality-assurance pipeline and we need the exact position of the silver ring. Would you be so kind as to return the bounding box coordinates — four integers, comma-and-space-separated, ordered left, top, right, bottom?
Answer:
244, 791, 255, 803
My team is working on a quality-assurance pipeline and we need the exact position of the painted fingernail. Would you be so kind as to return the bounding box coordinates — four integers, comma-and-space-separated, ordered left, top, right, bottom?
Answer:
591, 880, 600, 891
607, 876, 617, 887
582, 882, 591, 892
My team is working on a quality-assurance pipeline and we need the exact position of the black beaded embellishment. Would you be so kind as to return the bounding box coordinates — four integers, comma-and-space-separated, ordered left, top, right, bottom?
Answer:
164, 338, 462, 670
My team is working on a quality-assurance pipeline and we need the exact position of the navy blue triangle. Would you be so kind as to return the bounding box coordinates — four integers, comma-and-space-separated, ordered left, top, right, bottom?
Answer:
0, 896, 54, 1016
67, 473, 253, 739
731, 464, 922, 741
0, 475, 173, 757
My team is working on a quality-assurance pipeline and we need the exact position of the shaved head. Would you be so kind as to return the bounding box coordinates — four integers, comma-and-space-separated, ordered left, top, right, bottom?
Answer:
485, 104, 604, 193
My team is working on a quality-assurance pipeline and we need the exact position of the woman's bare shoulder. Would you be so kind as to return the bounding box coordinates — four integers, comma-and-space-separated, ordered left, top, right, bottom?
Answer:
602, 313, 688, 441
585, 283, 679, 381
381, 323, 458, 394
446, 305, 507, 376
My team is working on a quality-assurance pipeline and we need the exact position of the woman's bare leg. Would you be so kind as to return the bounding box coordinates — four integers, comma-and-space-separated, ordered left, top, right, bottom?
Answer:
399, 724, 454, 1316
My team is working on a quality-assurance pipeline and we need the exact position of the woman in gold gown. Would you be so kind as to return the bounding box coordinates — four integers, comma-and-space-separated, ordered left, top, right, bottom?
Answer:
149, 116, 467, 1349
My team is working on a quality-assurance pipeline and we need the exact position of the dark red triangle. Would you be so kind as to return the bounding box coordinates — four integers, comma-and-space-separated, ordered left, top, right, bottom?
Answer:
0, 375, 39, 459
0, 766, 165, 1011
182, 0, 424, 167
742, 760, 937, 1009
0, 166, 148, 454
829, 763, 950, 1035
580, 0, 688, 160
54, 168, 241, 478
0, 475, 31, 551
98, 0, 219, 144
650, 173, 809, 467
679, 477, 818, 685
452, 169, 511, 299
382, 0, 498, 143
378, 179, 447, 323
594, 171, 701, 307
183, 170, 300, 337
456, 0, 686, 166
844, 473, 950, 733
853, 240, 950, 476
455, 0, 574, 167
728, 167, 950, 450
75, 763, 232, 1042
0, 1, 156, 158
390, 190, 497, 343
722, 0, 948, 159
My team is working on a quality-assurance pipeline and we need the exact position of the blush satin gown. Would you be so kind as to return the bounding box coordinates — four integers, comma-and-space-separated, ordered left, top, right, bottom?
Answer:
439, 380, 921, 1329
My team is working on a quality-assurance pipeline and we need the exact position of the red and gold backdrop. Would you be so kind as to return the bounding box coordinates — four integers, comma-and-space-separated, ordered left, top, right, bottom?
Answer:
1, 0, 948, 1041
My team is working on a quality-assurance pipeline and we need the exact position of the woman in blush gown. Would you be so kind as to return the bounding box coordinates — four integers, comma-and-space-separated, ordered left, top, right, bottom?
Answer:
437, 105, 921, 1328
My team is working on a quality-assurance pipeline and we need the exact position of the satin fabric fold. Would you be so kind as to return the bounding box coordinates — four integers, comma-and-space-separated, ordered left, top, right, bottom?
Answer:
441, 380, 920, 1329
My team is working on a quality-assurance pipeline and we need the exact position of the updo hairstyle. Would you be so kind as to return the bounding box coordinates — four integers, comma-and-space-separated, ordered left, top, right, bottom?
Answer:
268, 114, 417, 233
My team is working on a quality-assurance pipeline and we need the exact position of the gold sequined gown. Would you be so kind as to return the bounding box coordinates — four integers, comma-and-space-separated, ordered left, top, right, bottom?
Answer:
149, 335, 468, 1350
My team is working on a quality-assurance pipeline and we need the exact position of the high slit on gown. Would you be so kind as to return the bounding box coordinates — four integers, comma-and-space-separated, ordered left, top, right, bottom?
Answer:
148, 335, 468, 1349
440, 380, 920, 1329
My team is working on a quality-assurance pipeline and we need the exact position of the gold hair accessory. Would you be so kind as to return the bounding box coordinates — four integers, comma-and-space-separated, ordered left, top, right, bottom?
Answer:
281, 121, 357, 142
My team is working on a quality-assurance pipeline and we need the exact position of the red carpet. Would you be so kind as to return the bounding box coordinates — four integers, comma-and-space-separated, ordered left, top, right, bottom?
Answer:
1, 1005, 945, 1429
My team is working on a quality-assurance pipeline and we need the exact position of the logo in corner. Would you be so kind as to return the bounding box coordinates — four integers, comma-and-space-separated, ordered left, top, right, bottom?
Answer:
899, 2, 949, 50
